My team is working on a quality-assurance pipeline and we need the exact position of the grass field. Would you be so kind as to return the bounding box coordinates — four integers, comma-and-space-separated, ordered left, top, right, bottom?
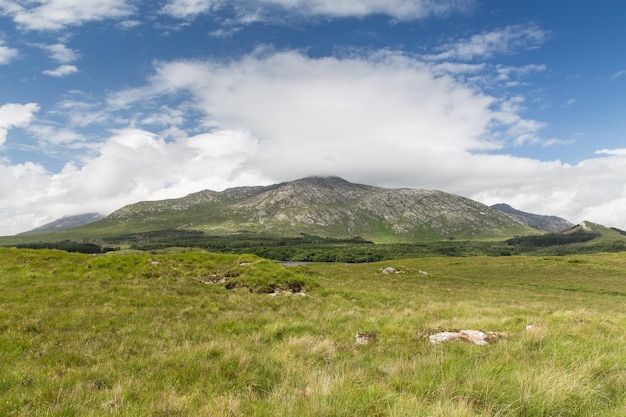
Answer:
1, 247, 625, 416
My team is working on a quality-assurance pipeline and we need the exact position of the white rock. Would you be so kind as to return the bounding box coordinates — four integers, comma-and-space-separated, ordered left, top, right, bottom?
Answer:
429, 329, 506, 345
429, 331, 461, 344
460, 330, 489, 345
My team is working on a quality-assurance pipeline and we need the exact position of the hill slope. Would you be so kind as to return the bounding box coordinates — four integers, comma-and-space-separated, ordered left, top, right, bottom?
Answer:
491, 203, 574, 232
20, 213, 105, 235
81, 176, 532, 242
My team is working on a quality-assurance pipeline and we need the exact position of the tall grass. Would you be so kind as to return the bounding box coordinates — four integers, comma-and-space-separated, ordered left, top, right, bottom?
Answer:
1, 248, 625, 415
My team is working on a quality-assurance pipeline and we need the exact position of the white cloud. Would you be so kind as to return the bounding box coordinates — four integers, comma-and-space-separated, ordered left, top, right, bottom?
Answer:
596, 148, 626, 156
268, 0, 474, 19
0, 40, 18, 64
26, 124, 85, 146
208, 27, 242, 39
43, 64, 78, 77
39, 43, 79, 63
161, 0, 220, 18
0, 102, 40, 146
4, 0, 135, 31
117, 19, 141, 29
2, 48, 626, 235
427, 24, 548, 61
112, 50, 502, 154
51, 92, 109, 128
139, 106, 185, 127
473, 153, 626, 228
108, 49, 571, 163
0, 128, 262, 235
610, 70, 626, 81
496, 64, 546, 82
161, 0, 474, 20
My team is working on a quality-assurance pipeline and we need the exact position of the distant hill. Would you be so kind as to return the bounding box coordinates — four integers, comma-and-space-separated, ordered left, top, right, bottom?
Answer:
504, 220, 626, 254
20, 213, 105, 235
78, 176, 533, 242
567, 220, 626, 242
491, 203, 574, 232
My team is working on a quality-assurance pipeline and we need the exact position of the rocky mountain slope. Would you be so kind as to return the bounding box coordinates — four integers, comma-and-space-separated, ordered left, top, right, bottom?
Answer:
491, 203, 574, 232
87, 176, 533, 242
20, 213, 105, 235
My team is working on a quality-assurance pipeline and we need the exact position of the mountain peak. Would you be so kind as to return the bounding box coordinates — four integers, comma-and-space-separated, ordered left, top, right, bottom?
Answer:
291, 176, 361, 188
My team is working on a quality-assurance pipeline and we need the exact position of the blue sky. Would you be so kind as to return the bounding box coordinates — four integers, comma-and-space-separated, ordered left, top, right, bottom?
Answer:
1, 0, 625, 234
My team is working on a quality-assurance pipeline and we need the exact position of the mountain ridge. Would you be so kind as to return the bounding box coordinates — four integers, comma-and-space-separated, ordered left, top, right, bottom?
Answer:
20, 213, 105, 235
491, 203, 574, 233
85, 176, 533, 242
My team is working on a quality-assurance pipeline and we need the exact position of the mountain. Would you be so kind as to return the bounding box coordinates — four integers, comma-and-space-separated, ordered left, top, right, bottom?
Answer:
20, 213, 105, 235
504, 220, 626, 253
82, 176, 533, 242
491, 203, 574, 233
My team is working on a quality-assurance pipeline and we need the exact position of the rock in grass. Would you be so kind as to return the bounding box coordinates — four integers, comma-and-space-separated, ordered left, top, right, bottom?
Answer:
381, 267, 405, 274
428, 331, 461, 344
355, 331, 377, 346
429, 329, 506, 345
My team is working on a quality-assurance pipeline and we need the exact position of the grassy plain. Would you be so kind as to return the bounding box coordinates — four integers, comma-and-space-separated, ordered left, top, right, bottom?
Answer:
1, 248, 625, 416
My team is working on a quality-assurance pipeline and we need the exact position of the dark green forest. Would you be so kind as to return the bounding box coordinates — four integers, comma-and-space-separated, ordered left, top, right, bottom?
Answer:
9, 228, 626, 261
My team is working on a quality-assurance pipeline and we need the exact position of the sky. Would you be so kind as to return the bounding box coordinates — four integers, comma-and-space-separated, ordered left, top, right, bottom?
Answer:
0, 0, 625, 235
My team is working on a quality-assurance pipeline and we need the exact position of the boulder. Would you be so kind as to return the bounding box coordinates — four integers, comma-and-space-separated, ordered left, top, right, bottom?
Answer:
429, 329, 506, 345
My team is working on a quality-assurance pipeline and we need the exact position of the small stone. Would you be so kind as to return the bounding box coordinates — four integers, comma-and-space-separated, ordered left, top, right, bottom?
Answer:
356, 331, 377, 346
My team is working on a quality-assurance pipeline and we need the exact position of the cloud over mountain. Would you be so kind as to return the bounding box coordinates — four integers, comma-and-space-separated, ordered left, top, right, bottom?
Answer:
0, 1, 625, 236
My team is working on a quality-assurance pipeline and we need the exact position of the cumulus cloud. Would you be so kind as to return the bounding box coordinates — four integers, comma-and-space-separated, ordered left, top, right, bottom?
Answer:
472, 153, 626, 228
0, 128, 262, 234
111, 50, 502, 153
0, 40, 18, 64
2, 0, 135, 31
0, 102, 40, 146
43, 64, 79, 77
161, 0, 474, 20
2, 45, 626, 234
39, 43, 79, 63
